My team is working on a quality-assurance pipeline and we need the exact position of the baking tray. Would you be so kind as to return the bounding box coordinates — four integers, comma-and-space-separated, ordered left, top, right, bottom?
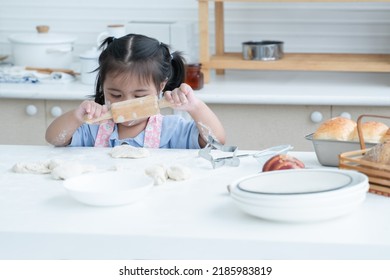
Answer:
339, 114, 390, 197
305, 133, 375, 167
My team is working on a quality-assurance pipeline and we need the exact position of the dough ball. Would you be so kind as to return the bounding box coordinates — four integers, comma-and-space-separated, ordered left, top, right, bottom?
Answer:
145, 164, 167, 185
51, 162, 96, 180
12, 161, 51, 174
167, 165, 191, 181
110, 145, 150, 158
48, 159, 65, 170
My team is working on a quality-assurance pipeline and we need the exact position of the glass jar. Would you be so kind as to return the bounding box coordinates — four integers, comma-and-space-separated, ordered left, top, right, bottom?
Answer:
185, 63, 204, 90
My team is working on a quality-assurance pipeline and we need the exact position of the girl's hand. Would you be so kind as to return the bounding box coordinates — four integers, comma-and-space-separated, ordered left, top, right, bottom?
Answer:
163, 83, 200, 112
75, 100, 109, 122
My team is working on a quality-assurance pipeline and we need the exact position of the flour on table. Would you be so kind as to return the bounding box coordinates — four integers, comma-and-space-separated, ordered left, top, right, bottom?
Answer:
51, 162, 96, 180
167, 165, 192, 181
145, 164, 168, 185
110, 145, 150, 158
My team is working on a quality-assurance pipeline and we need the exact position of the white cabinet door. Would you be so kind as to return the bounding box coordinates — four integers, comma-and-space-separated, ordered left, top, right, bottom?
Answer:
209, 104, 331, 151
0, 99, 47, 145
45, 100, 81, 127
332, 106, 390, 126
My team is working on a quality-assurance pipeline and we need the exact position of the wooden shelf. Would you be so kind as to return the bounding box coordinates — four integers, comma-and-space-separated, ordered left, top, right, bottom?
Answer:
208, 53, 390, 72
198, 0, 390, 82
206, 0, 390, 2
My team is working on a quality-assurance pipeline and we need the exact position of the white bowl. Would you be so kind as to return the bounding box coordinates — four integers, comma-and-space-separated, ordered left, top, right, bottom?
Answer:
63, 171, 154, 207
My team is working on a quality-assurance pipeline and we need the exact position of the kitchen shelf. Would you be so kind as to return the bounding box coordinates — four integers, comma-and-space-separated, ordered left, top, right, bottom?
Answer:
198, 0, 390, 83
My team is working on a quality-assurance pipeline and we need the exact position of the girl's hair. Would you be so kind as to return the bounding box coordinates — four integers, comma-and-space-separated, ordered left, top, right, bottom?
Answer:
94, 33, 186, 105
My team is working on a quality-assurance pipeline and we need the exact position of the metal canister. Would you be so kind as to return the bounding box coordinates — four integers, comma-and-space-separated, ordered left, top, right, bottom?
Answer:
242, 41, 284, 61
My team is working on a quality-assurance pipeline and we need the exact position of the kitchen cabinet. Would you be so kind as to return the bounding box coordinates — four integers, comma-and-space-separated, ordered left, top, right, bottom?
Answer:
209, 103, 390, 151
2, 97, 387, 149
0, 99, 80, 145
332, 106, 390, 125
45, 100, 80, 127
208, 103, 331, 151
0, 99, 47, 145
198, 0, 390, 82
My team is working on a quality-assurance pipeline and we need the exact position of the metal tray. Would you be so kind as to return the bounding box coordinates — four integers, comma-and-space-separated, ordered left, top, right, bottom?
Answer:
305, 133, 376, 167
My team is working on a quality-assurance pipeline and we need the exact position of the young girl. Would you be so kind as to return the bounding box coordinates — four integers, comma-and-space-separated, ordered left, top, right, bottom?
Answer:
45, 34, 225, 149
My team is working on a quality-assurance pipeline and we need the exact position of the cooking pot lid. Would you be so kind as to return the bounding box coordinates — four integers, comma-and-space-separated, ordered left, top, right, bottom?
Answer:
8, 32, 76, 44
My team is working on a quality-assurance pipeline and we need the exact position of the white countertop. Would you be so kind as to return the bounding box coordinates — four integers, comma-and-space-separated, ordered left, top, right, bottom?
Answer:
1, 70, 390, 106
0, 145, 389, 260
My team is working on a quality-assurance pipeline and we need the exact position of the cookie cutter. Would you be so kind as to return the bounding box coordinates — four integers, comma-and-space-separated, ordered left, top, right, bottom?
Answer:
198, 135, 240, 168
199, 136, 293, 169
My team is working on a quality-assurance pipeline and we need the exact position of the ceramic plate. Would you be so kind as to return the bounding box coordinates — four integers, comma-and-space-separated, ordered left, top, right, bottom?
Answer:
63, 171, 154, 207
232, 196, 366, 223
229, 169, 369, 222
237, 169, 354, 195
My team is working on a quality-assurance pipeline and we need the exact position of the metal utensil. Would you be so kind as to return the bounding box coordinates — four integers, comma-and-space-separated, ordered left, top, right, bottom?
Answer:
199, 134, 293, 168
242, 41, 284, 61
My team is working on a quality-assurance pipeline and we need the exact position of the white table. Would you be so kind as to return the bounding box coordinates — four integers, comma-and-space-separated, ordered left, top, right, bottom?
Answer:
0, 145, 389, 260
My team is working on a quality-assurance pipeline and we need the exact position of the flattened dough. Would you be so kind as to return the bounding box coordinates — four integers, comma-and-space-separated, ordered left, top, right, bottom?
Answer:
51, 162, 96, 180
110, 145, 150, 159
12, 161, 51, 174
166, 165, 191, 181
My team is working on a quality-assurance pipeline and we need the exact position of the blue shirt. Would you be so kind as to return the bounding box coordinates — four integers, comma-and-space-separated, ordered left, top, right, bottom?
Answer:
69, 115, 201, 149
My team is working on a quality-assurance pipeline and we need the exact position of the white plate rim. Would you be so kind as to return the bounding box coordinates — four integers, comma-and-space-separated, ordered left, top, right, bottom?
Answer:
230, 169, 368, 196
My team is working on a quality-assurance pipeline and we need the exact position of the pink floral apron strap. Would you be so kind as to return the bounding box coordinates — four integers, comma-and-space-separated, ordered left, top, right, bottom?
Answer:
94, 120, 115, 147
144, 114, 163, 148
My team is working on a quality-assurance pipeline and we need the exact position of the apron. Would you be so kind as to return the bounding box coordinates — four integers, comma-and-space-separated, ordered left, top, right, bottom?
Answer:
94, 114, 163, 148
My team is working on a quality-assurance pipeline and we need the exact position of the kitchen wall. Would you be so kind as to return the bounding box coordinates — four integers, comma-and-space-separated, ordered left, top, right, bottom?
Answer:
1, 0, 390, 62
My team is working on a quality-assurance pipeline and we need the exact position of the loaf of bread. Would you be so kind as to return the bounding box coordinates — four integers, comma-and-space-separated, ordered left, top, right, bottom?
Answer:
362, 142, 390, 165
313, 117, 356, 141
351, 121, 389, 143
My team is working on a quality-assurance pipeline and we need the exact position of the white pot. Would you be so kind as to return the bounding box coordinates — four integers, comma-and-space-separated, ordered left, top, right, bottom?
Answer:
8, 25, 76, 69
79, 47, 100, 85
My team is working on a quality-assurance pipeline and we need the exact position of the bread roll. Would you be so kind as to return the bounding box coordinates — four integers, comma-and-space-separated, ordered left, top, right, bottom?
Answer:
313, 117, 356, 141
382, 128, 390, 143
362, 142, 390, 165
351, 121, 389, 143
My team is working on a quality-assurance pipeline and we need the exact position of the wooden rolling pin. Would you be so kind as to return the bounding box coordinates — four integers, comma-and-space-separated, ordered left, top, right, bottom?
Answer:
84, 95, 172, 124
25, 67, 79, 76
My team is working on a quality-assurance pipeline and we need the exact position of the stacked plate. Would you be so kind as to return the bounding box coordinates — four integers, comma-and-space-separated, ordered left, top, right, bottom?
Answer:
229, 169, 369, 223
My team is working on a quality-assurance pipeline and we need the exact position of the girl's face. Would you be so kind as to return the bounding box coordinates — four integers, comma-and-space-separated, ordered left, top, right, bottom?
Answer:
103, 72, 163, 127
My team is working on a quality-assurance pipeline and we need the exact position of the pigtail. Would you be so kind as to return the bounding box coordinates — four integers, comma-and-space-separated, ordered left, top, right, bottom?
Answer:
99, 36, 116, 50
163, 51, 186, 91
93, 36, 117, 104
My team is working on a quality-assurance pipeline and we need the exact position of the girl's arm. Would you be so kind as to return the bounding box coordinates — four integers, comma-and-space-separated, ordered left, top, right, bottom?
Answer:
45, 100, 107, 146
163, 83, 226, 147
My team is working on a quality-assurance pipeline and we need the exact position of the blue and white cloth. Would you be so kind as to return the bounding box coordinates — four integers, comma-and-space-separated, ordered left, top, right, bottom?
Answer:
0, 66, 74, 84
